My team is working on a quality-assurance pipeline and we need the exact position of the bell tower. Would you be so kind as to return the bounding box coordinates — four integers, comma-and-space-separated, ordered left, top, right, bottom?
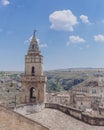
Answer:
21, 31, 47, 106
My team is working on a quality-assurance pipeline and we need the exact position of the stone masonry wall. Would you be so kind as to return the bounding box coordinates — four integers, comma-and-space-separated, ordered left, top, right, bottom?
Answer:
45, 103, 82, 120
45, 103, 104, 126
0, 104, 49, 130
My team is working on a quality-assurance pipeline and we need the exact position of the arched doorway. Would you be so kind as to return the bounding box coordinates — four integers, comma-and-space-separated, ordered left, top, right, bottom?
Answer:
30, 87, 36, 102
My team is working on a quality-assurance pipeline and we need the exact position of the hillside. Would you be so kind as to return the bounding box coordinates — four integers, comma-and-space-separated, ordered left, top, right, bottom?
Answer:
45, 68, 104, 92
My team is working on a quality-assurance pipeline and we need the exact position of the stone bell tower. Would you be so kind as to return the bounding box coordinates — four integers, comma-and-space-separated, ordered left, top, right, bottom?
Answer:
21, 31, 47, 106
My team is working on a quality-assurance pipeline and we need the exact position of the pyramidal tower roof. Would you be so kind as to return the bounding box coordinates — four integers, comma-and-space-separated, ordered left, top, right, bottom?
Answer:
28, 30, 40, 55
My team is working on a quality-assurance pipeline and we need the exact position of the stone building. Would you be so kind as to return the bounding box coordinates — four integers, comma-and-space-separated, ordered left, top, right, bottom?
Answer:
46, 92, 70, 106
21, 31, 47, 107
70, 78, 104, 112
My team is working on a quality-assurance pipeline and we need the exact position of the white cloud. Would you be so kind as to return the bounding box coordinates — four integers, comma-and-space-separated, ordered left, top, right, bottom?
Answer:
49, 10, 78, 31
29, 35, 32, 42
94, 34, 104, 42
24, 36, 47, 48
39, 44, 47, 48
1, 0, 10, 5
101, 20, 104, 24
67, 35, 85, 46
37, 38, 48, 48
80, 15, 91, 24
86, 45, 90, 48
24, 35, 36, 45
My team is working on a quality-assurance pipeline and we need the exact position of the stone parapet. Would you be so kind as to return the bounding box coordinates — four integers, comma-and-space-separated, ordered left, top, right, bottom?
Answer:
45, 103, 104, 126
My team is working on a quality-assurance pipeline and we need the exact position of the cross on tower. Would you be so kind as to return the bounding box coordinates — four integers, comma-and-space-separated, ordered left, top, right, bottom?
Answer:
33, 29, 37, 36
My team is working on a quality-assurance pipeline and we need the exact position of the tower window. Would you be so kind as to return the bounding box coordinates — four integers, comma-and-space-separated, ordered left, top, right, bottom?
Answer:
32, 44, 34, 49
31, 66, 35, 76
81, 102, 83, 105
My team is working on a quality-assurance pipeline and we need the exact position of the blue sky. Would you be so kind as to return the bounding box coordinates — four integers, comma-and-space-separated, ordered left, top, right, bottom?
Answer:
0, 0, 104, 71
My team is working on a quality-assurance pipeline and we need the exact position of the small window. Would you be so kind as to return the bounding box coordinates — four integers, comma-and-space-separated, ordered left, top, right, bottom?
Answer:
92, 89, 96, 94
81, 102, 83, 105
32, 44, 34, 49
31, 66, 35, 76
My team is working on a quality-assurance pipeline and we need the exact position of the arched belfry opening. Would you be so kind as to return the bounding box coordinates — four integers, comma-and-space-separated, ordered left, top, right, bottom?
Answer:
30, 87, 36, 101
31, 66, 35, 76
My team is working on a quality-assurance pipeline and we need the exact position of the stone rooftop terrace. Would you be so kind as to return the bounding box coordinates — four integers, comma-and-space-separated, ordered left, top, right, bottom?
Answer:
26, 108, 104, 130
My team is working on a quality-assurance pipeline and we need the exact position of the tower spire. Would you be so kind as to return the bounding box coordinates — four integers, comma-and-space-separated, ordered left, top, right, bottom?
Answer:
28, 30, 40, 54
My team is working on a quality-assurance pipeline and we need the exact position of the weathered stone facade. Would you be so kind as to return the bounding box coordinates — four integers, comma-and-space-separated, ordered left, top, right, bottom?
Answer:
70, 77, 104, 113
46, 92, 70, 106
21, 32, 47, 104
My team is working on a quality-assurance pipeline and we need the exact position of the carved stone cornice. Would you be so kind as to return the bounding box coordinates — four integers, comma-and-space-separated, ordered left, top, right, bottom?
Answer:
21, 75, 47, 83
